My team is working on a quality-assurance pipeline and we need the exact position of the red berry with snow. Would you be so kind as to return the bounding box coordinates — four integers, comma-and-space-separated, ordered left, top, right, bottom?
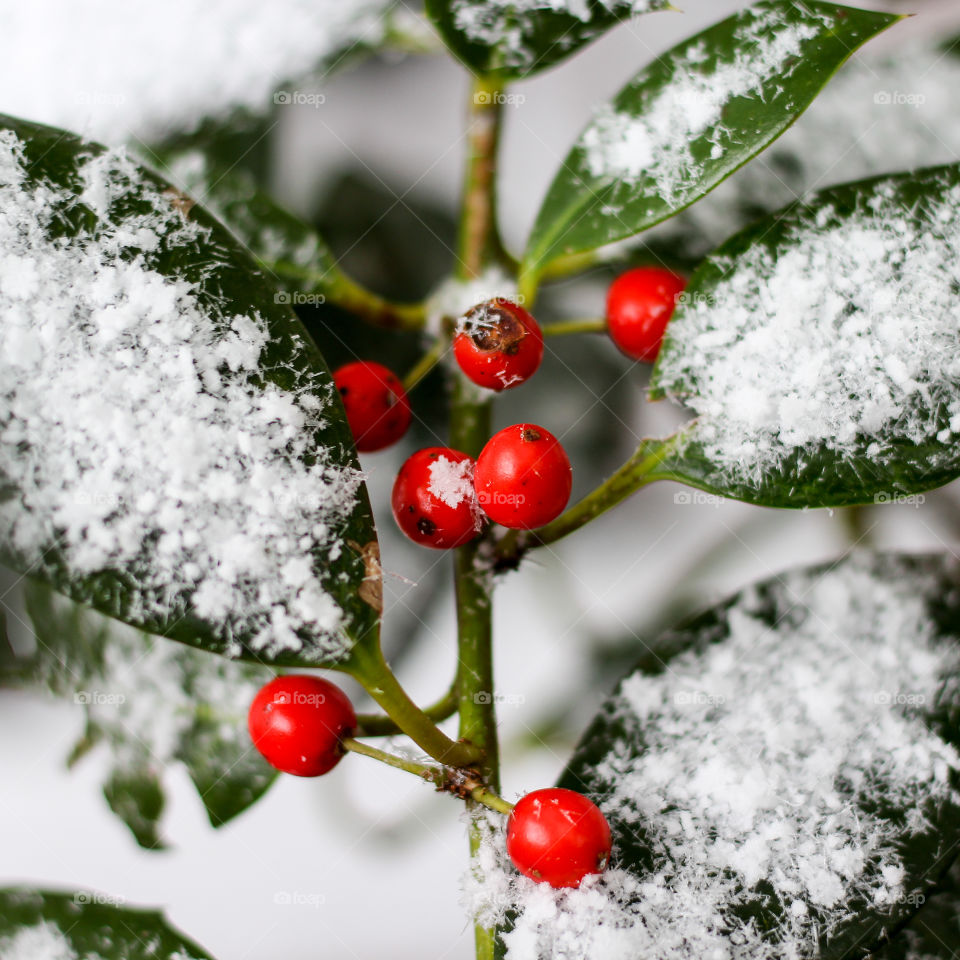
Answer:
248, 675, 356, 777
453, 298, 544, 391
392, 447, 484, 549
333, 360, 411, 452
506, 788, 612, 888
606, 266, 687, 363
474, 424, 571, 529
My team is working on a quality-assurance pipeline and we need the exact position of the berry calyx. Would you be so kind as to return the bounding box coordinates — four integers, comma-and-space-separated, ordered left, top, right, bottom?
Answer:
605, 266, 687, 362
392, 447, 484, 548
506, 788, 612, 888
453, 298, 544, 391
248, 675, 356, 777
474, 424, 571, 529
333, 360, 412, 452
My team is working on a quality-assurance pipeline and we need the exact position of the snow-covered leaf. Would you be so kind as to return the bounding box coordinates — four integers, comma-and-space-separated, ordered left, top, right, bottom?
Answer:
426, 0, 669, 80
641, 36, 960, 268
0, 888, 217, 960
0, 115, 380, 667
521, 1, 899, 283
472, 553, 960, 960
1, 580, 276, 848
0, 0, 394, 145
649, 162, 960, 509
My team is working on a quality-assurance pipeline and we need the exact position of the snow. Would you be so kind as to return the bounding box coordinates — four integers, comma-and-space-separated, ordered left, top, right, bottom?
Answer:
653, 171, 960, 486
581, 5, 824, 204
0, 0, 391, 145
428, 455, 477, 509
451, 0, 663, 73
0, 924, 77, 960
463, 554, 960, 959
650, 39, 960, 260
0, 133, 363, 661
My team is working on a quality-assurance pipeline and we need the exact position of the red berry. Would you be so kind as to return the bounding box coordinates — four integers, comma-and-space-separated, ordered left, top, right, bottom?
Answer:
506, 788, 612, 888
453, 299, 543, 391
606, 266, 687, 362
333, 361, 411, 452
392, 447, 484, 549
474, 424, 571, 529
248, 675, 356, 777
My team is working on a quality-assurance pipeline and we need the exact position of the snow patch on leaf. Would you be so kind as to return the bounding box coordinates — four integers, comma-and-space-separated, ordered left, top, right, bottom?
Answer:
450, 0, 663, 72
581, 4, 823, 204
654, 171, 960, 486
0, 133, 363, 661
0, 924, 77, 960
464, 554, 960, 959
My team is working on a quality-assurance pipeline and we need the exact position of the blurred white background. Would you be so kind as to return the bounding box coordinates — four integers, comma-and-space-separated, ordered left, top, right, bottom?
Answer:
3, 1, 960, 957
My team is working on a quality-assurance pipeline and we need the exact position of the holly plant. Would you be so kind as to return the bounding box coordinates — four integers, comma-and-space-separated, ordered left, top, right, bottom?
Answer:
4, 1, 960, 959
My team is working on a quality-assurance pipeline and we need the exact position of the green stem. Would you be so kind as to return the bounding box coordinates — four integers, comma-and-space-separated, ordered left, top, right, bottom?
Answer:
495, 436, 679, 566
354, 679, 459, 737
269, 260, 425, 331
403, 336, 448, 393
342, 737, 443, 782
454, 73, 505, 960
343, 739, 514, 815
541, 318, 607, 337
348, 644, 482, 767
457, 76, 509, 279
539, 250, 603, 281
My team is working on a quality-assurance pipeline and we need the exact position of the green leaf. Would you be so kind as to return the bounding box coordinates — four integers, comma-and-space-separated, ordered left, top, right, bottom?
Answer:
0, 114, 380, 668
0, 887, 217, 959
425, 0, 669, 80
493, 553, 960, 958
648, 162, 960, 509
5, 579, 277, 848
155, 148, 342, 294
521, 1, 900, 283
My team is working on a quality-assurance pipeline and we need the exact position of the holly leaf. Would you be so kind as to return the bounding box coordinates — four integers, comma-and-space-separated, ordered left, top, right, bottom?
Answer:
0, 114, 380, 669
425, 0, 669, 80
488, 552, 960, 959
521, 1, 900, 283
648, 162, 960, 508
3, 579, 276, 849
153, 148, 343, 296
0, 888, 217, 959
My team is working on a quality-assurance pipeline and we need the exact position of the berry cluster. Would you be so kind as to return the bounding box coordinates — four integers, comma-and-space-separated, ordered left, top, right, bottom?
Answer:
286, 272, 680, 886
248, 674, 611, 888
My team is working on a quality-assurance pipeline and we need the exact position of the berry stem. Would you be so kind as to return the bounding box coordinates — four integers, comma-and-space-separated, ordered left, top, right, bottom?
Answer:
541, 318, 607, 337
494, 434, 681, 565
268, 259, 426, 330
342, 738, 515, 815
354, 678, 459, 737
348, 644, 482, 767
402, 336, 448, 393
